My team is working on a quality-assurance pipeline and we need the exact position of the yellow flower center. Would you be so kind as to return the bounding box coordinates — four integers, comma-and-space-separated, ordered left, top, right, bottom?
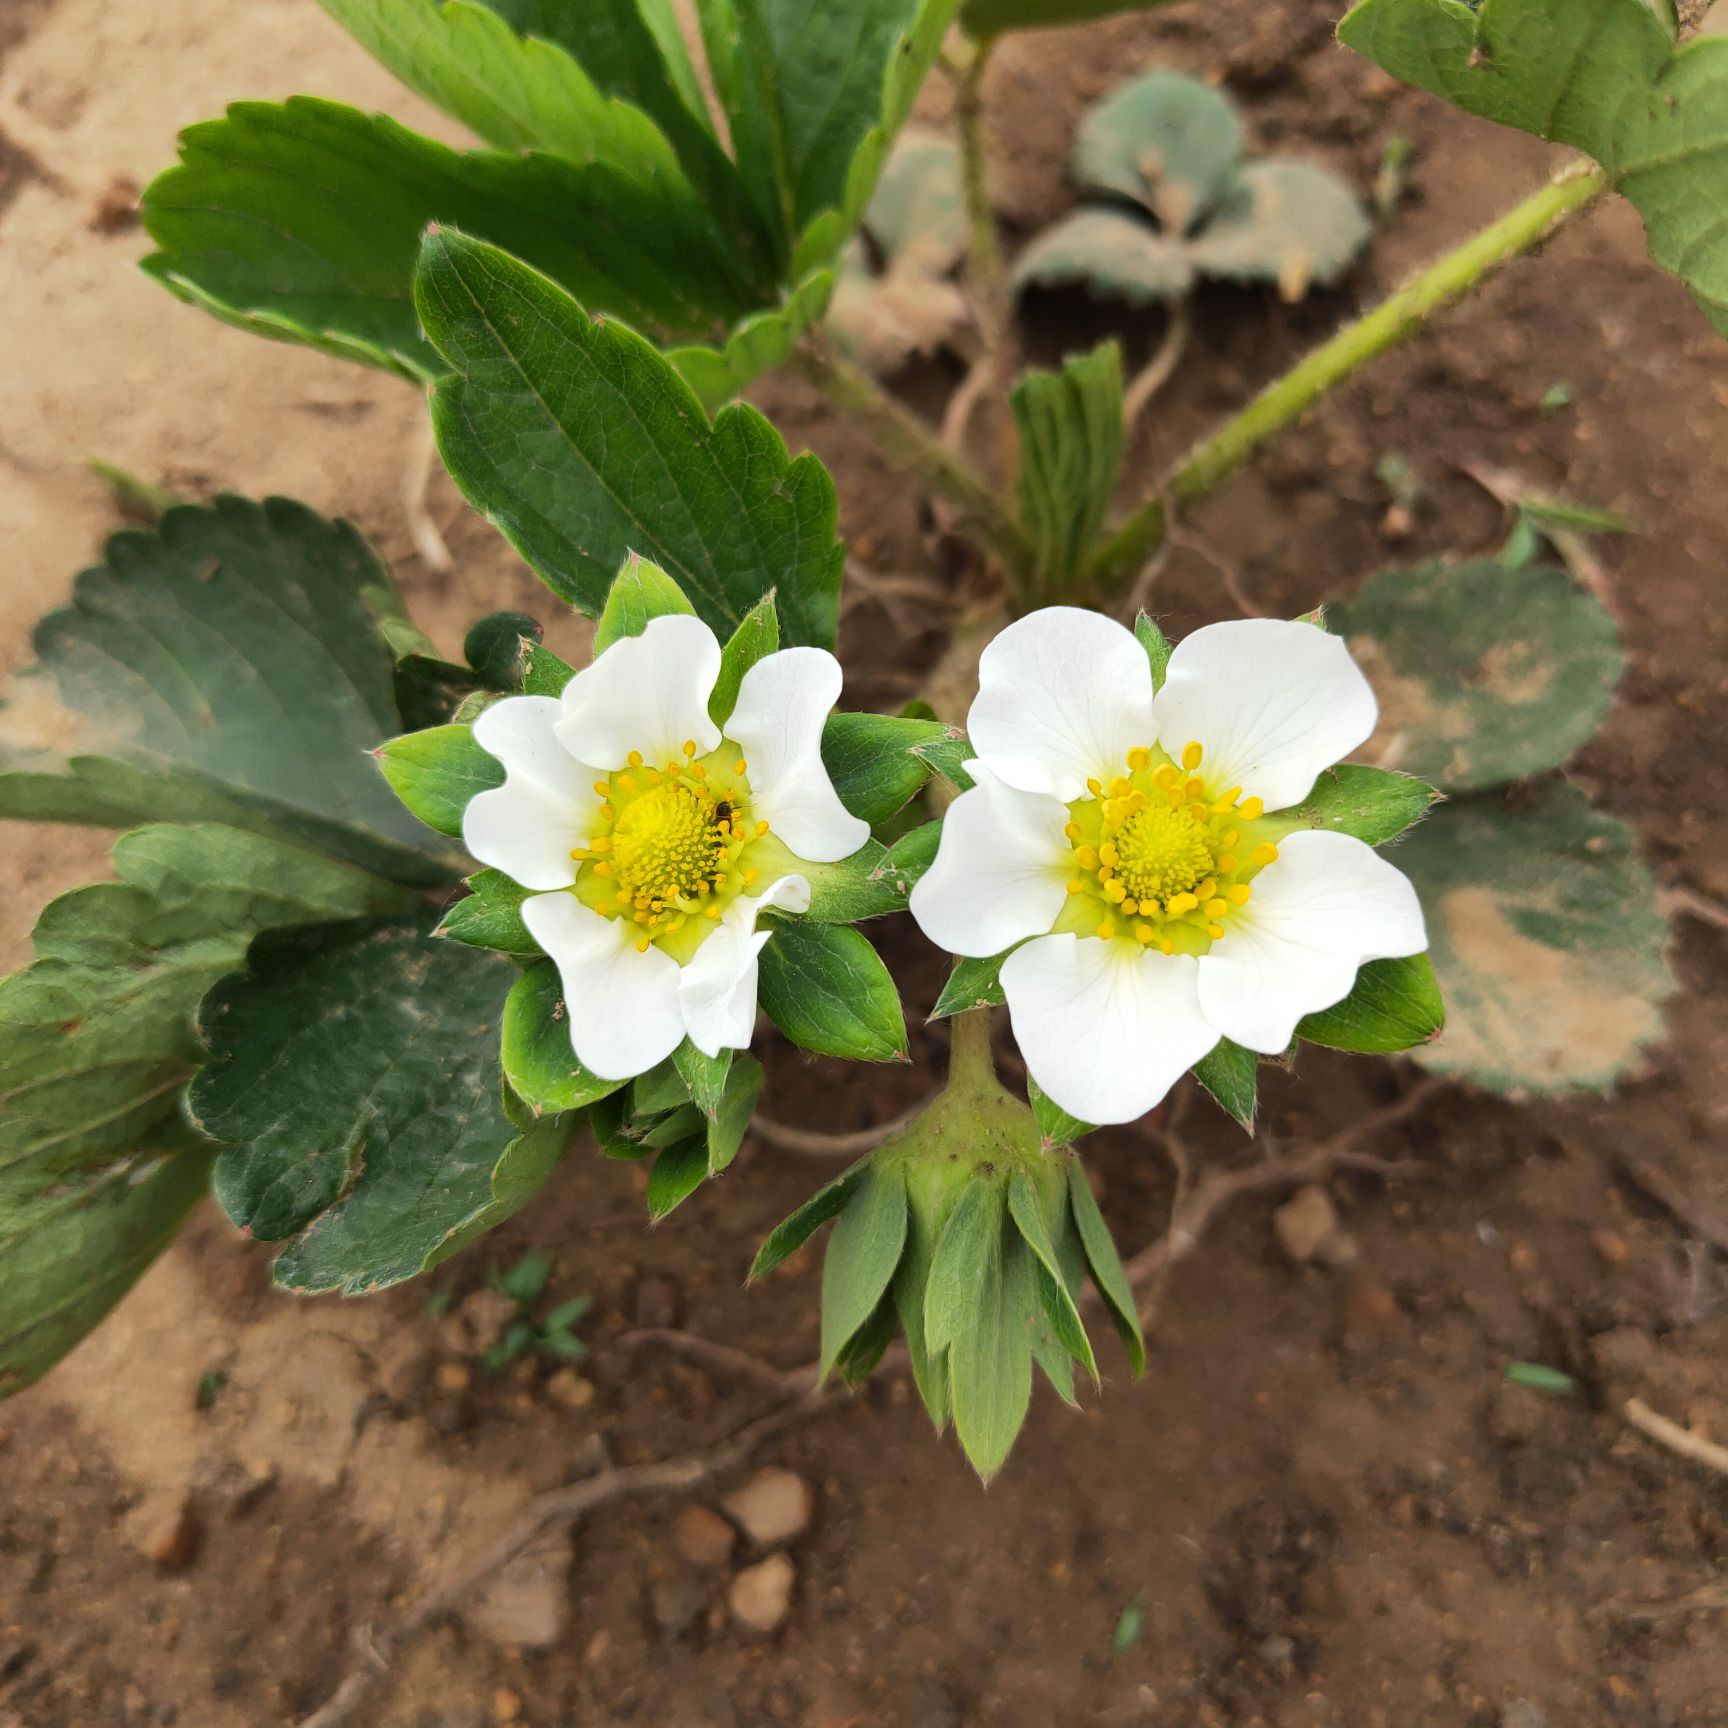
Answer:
1060, 740, 1281, 955
569, 740, 772, 963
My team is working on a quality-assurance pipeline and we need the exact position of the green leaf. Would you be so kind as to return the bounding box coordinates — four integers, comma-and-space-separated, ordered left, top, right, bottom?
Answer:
421, 1113, 573, 1272
436, 868, 537, 956
864, 131, 967, 272
500, 961, 628, 1115
376, 723, 503, 838
1392, 783, 1673, 1092
415, 229, 844, 649
930, 953, 1008, 1019
0, 496, 455, 885
1297, 953, 1444, 1055
645, 1137, 711, 1220
464, 610, 545, 690
1191, 1037, 1257, 1130
949, 1209, 1034, 1480
833, 1290, 899, 1384
1338, 0, 1728, 332
1012, 341, 1126, 602
756, 920, 908, 1061
1186, 160, 1372, 300
673, 1040, 734, 1119
820, 1160, 909, 1375
709, 592, 781, 729
750, 1155, 872, 1278
1067, 1161, 1145, 1376
922, 1176, 1002, 1360
1134, 612, 1173, 691
1274, 763, 1440, 848
1007, 1171, 1098, 1386
141, 100, 761, 384
1074, 72, 1243, 234
1012, 208, 1195, 307
1333, 560, 1623, 793
520, 642, 576, 698
893, 1179, 951, 1430
1029, 1077, 1093, 1149
794, 820, 938, 923
498, 1246, 553, 1306
669, 270, 837, 413
820, 711, 951, 823
594, 557, 698, 654
708, 1053, 765, 1174
194, 920, 578, 1292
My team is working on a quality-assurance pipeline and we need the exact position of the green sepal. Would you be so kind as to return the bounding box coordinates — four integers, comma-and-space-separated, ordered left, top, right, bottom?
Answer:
673, 1039, 734, 1119
1007, 1171, 1098, 1388
521, 641, 576, 697
594, 556, 697, 654
819, 1159, 910, 1378
944, 1187, 1032, 1481
756, 921, 908, 1062
1274, 764, 1440, 848
1066, 1161, 1145, 1377
501, 961, 628, 1114
1297, 952, 1445, 1054
1134, 612, 1173, 690
375, 724, 503, 838
797, 821, 939, 923
437, 868, 537, 956
710, 590, 779, 727
820, 711, 955, 824
930, 952, 1009, 1019
646, 1138, 710, 1220
707, 1053, 764, 1175
832, 1290, 900, 1385
749, 1156, 873, 1280
922, 1177, 1004, 1360
1191, 1037, 1257, 1131
1029, 1077, 1094, 1149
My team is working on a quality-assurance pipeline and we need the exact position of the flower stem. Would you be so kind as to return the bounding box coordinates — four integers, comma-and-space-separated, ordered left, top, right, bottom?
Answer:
1087, 160, 1609, 599
789, 335, 1032, 574
944, 1005, 997, 1095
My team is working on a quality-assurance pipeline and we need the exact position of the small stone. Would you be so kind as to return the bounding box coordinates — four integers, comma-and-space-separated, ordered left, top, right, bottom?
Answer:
723, 1467, 813, 1547
649, 1576, 709, 1640
1273, 1186, 1341, 1266
142, 1496, 200, 1571
728, 1553, 795, 1634
632, 1273, 683, 1330
435, 1361, 473, 1395
673, 1505, 736, 1568
467, 1531, 571, 1650
1500, 1703, 1549, 1728
459, 1288, 522, 1355
1592, 1229, 1630, 1267
492, 1685, 523, 1723
544, 1369, 594, 1411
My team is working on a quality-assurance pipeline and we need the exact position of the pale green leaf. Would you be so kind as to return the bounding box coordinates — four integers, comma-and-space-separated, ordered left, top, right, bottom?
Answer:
1074, 71, 1243, 233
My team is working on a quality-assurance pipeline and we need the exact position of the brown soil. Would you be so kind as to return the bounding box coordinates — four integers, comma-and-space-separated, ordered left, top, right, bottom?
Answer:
4, 5, 1727, 1728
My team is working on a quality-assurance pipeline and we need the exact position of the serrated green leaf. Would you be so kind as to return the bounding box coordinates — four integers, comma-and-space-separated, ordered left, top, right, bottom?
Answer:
708, 1053, 764, 1174
1333, 560, 1623, 793
141, 99, 760, 384
1393, 784, 1672, 1092
1134, 612, 1173, 691
1008, 1171, 1098, 1386
930, 952, 1009, 1019
594, 558, 698, 655
1274, 763, 1440, 848
501, 961, 628, 1115
415, 229, 844, 649
1339, 0, 1728, 333
0, 495, 455, 885
1296, 952, 1444, 1054
1186, 160, 1371, 299
670, 270, 837, 412
1013, 207, 1196, 307
1013, 341, 1126, 601
709, 592, 781, 729
756, 920, 908, 1061
749, 1155, 872, 1278
922, 1176, 1002, 1359
436, 868, 537, 956
1075, 71, 1243, 233
820, 1160, 909, 1376
1191, 1036, 1257, 1130
1067, 1161, 1144, 1376
1029, 1077, 1093, 1149
820, 711, 948, 823
950, 1215, 1034, 1480
376, 723, 503, 838
422, 1113, 573, 1272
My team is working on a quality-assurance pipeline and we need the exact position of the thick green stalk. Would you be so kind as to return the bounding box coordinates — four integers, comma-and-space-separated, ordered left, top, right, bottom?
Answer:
790, 337, 1033, 572
945, 1005, 998, 1095
1089, 162, 1609, 598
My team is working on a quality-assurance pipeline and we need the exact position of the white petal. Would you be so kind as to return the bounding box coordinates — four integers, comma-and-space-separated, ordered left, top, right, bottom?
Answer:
1195, 830, 1428, 1054
520, 892, 685, 1080
554, 612, 723, 769
1000, 935, 1219, 1126
677, 873, 810, 1058
967, 607, 1157, 800
1153, 618, 1377, 812
472, 696, 595, 802
908, 762, 1071, 958
464, 698, 601, 889
723, 647, 869, 863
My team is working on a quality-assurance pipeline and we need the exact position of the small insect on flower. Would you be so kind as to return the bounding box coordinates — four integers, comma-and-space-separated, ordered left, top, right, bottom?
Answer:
910, 608, 1428, 1126
464, 614, 869, 1081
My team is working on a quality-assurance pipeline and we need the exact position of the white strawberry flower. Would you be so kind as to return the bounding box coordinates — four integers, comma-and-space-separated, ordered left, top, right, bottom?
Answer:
465, 614, 869, 1080
911, 607, 1427, 1125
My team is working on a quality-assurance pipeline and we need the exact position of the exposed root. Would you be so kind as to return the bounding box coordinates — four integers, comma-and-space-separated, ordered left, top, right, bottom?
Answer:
619, 1328, 817, 1398
1166, 526, 1266, 619
840, 558, 952, 634
1122, 304, 1192, 434
752, 1100, 930, 1158
401, 407, 454, 575
1624, 1396, 1728, 1478
1664, 883, 1728, 936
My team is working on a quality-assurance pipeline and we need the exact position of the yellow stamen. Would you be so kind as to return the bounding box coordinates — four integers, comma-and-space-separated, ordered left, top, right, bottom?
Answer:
1228, 884, 1252, 906
1182, 741, 1203, 771
1251, 842, 1279, 868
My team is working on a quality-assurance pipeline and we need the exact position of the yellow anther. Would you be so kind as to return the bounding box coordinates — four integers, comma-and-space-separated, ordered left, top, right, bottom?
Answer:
1185, 778, 1206, 801
1126, 746, 1152, 771
682, 739, 697, 757
1187, 802, 1211, 824
1103, 879, 1126, 904
593, 781, 611, 798
1167, 892, 1199, 915
615, 890, 631, 905
1182, 741, 1203, 771
600, 803, 615, 821
1121, 898, 1139, 916
1066, 879, 1085, 895
706, 904, 722, 920
1216, 853, 1238, 875
1135, 923, 1154, 943
744, 868, 760, 885
1075, 845, 1099, 871
593, 861, 614, 878
635, 936, 650, 953
688, 763, 706, 780
1160, 938, 1175, 955
1153, 764, 1180, 790
616, 773, 637, 793
627, 750, 643, 768
735, 759, 748, 775
1109, 776, 1133, 798
756, 819, 770, 836
1095, 919, 1113, 940
1240, 796, 1265, 821
1222, 829, 1240, 848
1064, 821, 1082, 841
1251, 842, 1279, 868
1205, 898, 1229, 919
1228, 883, 1252, 905
1086, 777, 1103, 796
1206, 922, 1225, 940
666, 759, 682, 776
1197, 878, 1216, 900
1098, 842, 1119, 868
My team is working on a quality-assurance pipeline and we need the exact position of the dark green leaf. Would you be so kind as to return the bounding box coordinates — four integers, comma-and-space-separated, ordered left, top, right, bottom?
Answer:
930, 952, 1008, 1019
422, 1114, 572, 1271
376, 723, 503, 838
833, 1289, 899, 1383
1333, 560, 1623, 792
0, 496, 455, 884
500, 961, 628, 1115
1297, 953, 1445, 1055
749, 1156, 872, 1278
415, 229, 843, 648
646, 1137, 712, 1219
670, 271, 837, 412
820, 1160, 909, 1375
1191, 1037, 1257, 1130
820, 711, 951, 823
1067, 1161, 1145, 1376
756, 920, 908, 1061
394, 653, 481, 730
594, 557, 698, 654
436, 868, 538, 956
708, 1054, 765, 1174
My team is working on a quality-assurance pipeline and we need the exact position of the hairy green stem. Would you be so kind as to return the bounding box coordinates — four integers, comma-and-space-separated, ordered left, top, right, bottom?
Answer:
790, 337, 1033, 572
945, 1005, 998, 1094
1088, 161, 1610, 598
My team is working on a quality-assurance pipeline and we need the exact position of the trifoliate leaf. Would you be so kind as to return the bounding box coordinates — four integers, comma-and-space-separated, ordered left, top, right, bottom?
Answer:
415, 228, 844, 650
0, 496, 456, 885
1334, 560, 1623, 793
1185, 159, 1371, 301
756, 920, 909, 1062
1296, 953, 1445, 1054
1393, 784, 1673, 1093
1013, 207, 1196, 306
820, 1160, 910, 1377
